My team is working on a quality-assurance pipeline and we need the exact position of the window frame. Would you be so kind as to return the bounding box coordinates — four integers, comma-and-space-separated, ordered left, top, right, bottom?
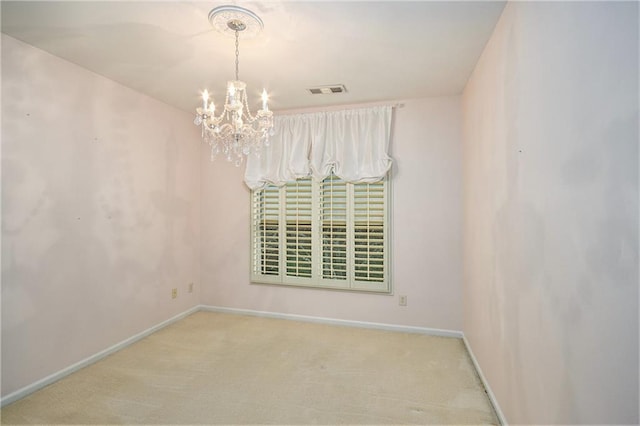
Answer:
250, 173, 391, 293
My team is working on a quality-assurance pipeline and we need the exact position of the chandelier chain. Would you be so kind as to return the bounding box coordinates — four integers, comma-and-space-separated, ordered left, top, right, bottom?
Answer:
235, 30, 240, 81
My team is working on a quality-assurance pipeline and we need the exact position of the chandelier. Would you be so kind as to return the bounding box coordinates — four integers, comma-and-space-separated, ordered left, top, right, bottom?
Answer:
194, 6, 274, 167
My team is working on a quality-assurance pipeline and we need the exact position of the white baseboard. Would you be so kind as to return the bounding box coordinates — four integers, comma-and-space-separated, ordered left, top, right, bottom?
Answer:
462, 335, 508, 425
0, 306, 200, 407
199, 305, 463, 338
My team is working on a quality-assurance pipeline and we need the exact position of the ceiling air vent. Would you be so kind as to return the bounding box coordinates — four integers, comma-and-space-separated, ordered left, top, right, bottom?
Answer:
307, 84, 347, 95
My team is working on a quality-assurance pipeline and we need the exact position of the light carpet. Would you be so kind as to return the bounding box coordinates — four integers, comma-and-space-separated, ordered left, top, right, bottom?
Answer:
1, 311, 498, 424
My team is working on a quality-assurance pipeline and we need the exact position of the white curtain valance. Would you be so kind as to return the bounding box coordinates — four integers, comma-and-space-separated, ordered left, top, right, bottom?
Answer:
244, 105, 393, 190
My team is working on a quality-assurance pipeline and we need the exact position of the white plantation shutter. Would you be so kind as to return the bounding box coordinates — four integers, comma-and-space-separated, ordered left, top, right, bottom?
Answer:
320, 175, 348, 282
285, 178, 313, 279
353, 181, 387, 288
251, 173, 389, 292
251, 185, 280, 282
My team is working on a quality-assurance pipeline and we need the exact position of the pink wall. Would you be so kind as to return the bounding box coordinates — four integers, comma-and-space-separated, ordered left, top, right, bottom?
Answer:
462, 2, 638, 423
200, 97, 463, 331
1, 35, 202, 397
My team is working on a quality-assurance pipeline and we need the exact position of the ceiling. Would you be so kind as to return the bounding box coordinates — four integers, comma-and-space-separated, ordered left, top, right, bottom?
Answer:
1, 1, 505, 114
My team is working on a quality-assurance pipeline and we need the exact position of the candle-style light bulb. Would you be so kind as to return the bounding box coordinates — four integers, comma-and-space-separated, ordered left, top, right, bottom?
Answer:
261, 89, 269, 111
202, 89, 209, 110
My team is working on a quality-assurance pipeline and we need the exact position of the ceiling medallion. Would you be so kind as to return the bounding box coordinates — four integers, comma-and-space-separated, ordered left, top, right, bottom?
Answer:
208, 5, 263, 39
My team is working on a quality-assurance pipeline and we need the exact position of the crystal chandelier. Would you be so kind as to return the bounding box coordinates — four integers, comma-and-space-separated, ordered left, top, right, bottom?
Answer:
194, 6, 274, 167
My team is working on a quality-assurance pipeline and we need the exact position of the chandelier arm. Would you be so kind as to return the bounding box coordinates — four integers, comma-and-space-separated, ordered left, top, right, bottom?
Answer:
201, 109, 226, 125
209, 110, 226, 123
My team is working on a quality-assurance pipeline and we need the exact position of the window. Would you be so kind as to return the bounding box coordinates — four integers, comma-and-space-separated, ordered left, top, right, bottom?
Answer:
251, 173, 390, 293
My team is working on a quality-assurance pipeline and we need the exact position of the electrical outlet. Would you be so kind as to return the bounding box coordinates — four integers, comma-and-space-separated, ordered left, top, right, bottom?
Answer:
399, 295, 407, 306
188, 283, 194, 293
171, 288, 178, 299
